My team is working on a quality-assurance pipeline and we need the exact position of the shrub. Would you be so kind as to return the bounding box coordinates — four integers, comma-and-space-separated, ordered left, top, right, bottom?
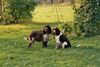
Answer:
59, 23, 72, 35
71, 0, 100, 37
1, 0, 36, 24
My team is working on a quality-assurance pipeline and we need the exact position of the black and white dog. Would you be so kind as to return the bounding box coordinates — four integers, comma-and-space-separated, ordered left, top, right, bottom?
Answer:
53, 27, 71, 49
27, 25, 51, 48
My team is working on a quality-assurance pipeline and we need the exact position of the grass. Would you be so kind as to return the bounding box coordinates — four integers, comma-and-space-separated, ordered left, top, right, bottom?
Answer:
0, 23, 100, 67
0, 4, 100, 67
32, 5, 74, 23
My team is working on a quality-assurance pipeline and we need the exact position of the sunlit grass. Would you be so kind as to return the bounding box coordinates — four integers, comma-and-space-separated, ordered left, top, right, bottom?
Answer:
0, 24, 25, 29
0, 23, 100, 67
0, 4, 100, 67
32, 5, 74, 23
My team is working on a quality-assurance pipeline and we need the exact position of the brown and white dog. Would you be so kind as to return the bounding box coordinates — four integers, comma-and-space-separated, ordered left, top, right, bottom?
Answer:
53, 27, 71, 49
27, 25, 51, 48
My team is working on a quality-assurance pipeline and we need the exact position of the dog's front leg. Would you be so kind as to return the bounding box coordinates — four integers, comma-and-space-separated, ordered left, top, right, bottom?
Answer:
42, 41, 48, 48
55, 43, 61, 49
42, 34, 49, 48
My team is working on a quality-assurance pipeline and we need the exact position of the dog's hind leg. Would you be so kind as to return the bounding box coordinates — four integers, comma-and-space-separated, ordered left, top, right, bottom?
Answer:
62, 42, 71, 49
28, 37, 35, 48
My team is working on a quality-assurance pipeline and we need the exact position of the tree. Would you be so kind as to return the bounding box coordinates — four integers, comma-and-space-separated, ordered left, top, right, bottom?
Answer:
0, 0, 2, 21
1, 0, 36, 24
71, 0, 100, 37
0, 0, 2, 16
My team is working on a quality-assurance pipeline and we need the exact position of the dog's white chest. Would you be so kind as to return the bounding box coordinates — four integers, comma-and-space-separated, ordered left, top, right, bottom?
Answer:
55, 34, 61, 44
43, 34, 49, 41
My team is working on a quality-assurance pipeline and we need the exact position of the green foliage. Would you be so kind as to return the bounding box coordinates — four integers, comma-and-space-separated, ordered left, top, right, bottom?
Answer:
1, 0, 36, 24
71, 0, 100, 37
59, 23, 72, 34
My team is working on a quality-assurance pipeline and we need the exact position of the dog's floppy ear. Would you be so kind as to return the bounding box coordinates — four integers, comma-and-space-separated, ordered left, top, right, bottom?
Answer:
43, 29, 46, 34
45, 25, 51, 34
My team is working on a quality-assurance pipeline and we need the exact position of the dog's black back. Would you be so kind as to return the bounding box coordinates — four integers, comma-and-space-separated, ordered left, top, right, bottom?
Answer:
60, 35, 71, 48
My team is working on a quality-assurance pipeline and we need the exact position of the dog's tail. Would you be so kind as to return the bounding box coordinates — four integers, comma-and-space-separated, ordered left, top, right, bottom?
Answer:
23, 35, 30, 40
23, 37, 28, 40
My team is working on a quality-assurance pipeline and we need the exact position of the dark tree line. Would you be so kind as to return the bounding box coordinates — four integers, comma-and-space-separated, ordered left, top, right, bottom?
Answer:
35, 0, 72, 5
0, 0, 1, 15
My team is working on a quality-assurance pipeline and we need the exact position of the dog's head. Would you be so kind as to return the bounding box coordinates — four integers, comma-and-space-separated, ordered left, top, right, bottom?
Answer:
43, 25, 51, 34
52, 27, 60, 36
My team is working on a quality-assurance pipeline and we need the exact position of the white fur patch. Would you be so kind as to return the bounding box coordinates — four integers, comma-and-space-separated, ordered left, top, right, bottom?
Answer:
29, 37, 34, 42
55, 33, 62, 44
43, 34, 49, 41
62, 42, 68, 48
53, 30, 56, 33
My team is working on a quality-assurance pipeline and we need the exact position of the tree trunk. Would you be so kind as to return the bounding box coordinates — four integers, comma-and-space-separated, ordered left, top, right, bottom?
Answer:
0, 0, 2, 18
50, 0, 53, 4
0, 0, 4, 20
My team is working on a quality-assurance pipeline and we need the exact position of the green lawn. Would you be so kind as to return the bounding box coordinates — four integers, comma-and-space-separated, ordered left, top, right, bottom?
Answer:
0, 23, 100, 67
32, 5, 74, 23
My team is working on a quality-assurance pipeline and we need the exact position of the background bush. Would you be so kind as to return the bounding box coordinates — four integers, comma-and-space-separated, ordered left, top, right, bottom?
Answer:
60, 0, 100, 37
68, 0, 100, 37
1, 0, 36, 24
